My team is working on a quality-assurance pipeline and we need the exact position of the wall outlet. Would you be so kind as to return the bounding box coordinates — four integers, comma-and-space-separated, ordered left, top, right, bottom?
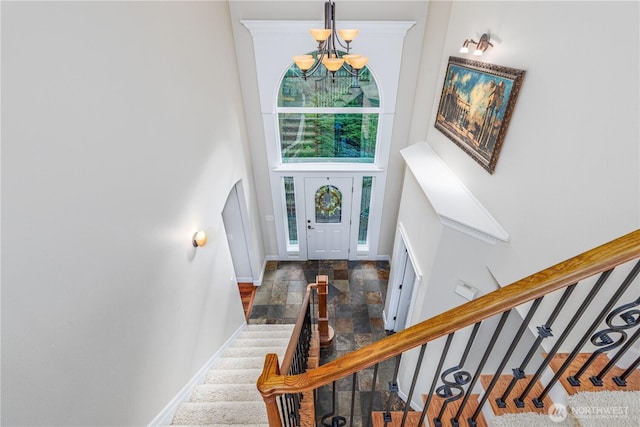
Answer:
455, 280, 478, 301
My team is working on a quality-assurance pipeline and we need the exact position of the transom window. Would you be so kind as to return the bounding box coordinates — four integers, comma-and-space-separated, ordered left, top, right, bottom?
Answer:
277, 53, 380, 163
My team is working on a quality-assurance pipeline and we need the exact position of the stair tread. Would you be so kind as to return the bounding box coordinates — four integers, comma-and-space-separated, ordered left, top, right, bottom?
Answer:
189, 383, 261, 402
371, 411, 425, 427
245, 324, 295, 331
172, 401, 267, 425
240, 330, 293, 339
548, 352, 640, 393
423, 393, 487, 427
479, 373, 554, 414
222, 346, 287, 358
231, 337, 291, 347
204, 368, 262, 384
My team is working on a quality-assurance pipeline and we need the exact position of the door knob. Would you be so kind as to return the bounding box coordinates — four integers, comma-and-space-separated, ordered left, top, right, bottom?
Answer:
308, 225, 314, 229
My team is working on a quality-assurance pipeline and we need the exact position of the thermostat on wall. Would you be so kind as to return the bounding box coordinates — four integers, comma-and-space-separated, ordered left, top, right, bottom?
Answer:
455, 280, 478, 301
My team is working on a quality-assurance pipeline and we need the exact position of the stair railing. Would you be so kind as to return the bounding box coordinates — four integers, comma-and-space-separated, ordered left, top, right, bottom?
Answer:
258, 229, 640, 427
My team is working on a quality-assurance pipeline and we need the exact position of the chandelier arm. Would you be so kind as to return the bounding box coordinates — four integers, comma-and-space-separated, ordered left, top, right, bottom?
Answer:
340, 64, 359, 77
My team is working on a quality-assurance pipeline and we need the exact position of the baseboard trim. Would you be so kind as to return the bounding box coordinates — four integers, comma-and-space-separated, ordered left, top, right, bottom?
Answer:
147, 322, 248, 426
255, 256, 279, 286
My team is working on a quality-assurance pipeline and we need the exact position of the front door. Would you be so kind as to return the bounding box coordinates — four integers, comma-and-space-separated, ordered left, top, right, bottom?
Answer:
305, 177, 353, 260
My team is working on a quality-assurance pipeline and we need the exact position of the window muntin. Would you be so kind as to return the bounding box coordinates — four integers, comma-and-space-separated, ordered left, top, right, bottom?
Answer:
279, 113, 378, 163
277, 52, 380, 163
279, 58, 379, 108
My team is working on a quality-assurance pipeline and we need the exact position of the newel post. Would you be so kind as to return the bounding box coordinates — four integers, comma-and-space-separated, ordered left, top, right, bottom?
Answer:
316, 275, 335, 348
258, 354, 283, 426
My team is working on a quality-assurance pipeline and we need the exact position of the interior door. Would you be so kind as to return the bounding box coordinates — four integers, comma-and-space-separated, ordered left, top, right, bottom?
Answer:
392, 251, 416, 331
305, 177, 353, 260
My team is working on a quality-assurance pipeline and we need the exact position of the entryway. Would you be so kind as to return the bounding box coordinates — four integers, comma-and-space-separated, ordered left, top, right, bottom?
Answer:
384, 228, 420, 332
304, 177, 353, 260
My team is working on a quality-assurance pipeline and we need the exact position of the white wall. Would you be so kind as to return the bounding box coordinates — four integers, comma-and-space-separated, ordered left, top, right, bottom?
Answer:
1, 2, 260, 425
400, 0, 639, 318
394, 0, 639, 405
427, 0, 639, 284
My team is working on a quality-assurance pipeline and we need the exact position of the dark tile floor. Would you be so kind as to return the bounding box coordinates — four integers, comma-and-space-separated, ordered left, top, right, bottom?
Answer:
249, 260, 405, 427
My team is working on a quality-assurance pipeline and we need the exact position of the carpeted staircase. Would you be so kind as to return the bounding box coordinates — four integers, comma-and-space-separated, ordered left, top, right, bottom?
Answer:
170, 324, 294, 426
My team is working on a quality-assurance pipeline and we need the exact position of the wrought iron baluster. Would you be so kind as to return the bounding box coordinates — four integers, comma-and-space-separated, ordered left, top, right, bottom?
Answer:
614, 354, 640, 386
293, 393, 302, 427
365, 363, 379, 427
278, 395, 288, 427
471, 298, 542, 425
515, 271, 615, 407
456, 311, 510, 427
401, 344, 427, 427
498, 284, 576, 407
321, 381, 346, 427
383, 355, 402, 426
433, 323, 480, 427
571, 297, 640, 385
350, 373, 357, 427
421, 334, 454, 427
592, 326, 640, 386
535, 262, 640, 404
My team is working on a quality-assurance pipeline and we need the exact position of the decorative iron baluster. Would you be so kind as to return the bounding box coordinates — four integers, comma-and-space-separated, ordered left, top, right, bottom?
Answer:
401, 344, 427, 427
471, 299, 543, 425
592, 326, 640, 386
421, 334, 454, 427
569, 297, 640, 385
456, 311, 510, 427
433, 323, 480, 427
321, 381, 346, 427
498, 284, 576, 408
515, 271, 616, 408
534, 262, 640, 405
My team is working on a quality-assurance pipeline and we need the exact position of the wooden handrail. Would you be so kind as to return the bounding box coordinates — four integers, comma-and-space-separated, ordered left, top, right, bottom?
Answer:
258, 229, 640, 399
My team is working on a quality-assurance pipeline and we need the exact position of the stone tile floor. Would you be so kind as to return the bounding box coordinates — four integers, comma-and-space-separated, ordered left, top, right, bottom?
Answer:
249, 260, 406, 427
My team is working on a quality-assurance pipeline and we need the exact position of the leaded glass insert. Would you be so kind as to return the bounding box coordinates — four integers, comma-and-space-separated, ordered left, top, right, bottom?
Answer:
358, 176, 373, 245
279, 113, 378, 162
315, 185, 342, 224
283, 177, 298, 245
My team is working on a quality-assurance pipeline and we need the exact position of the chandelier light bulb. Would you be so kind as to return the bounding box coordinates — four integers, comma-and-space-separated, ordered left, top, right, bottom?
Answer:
338, 29, 359, 42
309, 28, 331, 42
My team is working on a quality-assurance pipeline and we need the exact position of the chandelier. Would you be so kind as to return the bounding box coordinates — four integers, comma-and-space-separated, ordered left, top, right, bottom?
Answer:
292, 0, 368, 83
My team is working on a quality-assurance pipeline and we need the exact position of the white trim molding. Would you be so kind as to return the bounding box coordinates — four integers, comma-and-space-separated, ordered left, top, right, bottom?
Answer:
401, 143, 509, 244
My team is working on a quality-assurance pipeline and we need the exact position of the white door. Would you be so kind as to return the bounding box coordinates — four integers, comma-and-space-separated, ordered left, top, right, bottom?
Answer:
305, 177, 353, 260
392, 250, 416, 331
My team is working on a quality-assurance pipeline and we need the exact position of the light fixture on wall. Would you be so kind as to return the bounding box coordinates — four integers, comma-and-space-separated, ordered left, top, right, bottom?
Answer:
460, 33, 494, 56
192, 230, 207, 247
292, 0, 368, 82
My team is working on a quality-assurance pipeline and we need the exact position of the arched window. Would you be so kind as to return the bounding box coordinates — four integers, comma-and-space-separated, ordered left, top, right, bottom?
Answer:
277, 53, 380, 163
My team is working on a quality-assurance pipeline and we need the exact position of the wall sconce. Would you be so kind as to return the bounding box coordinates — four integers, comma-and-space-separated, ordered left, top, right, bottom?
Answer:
460, 33, 493, 56
192, 230, 207, 247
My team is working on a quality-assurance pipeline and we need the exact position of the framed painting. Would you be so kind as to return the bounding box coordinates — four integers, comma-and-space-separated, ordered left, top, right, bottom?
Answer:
435, 56, 525, 174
